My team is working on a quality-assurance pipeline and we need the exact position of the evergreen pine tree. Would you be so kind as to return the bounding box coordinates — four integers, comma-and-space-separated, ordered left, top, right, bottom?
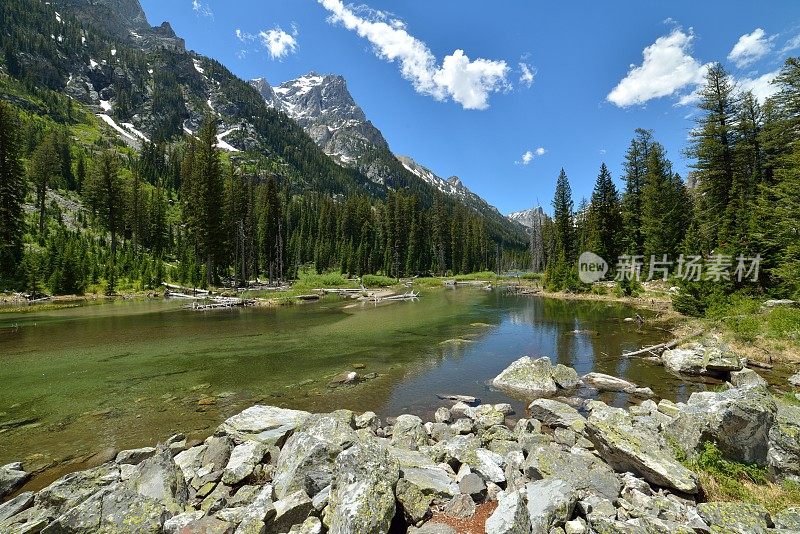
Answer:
0, 102, 26, 282
587, 163, 622, 264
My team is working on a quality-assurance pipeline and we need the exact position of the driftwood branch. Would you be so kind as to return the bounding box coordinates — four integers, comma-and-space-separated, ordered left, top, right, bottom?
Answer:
622, 329, 705, 358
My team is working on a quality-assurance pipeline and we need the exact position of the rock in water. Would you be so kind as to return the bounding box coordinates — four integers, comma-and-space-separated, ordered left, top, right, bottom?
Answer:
585, 403, 698, 494
485, 489, 530, 533
552, 364, 580, 389
662, 344, 742, 377
581, 372, 637, 392
492, 357, 558, 397
666, 385, 776, 465
326, 438, 399, 534
729, 368, 768, 388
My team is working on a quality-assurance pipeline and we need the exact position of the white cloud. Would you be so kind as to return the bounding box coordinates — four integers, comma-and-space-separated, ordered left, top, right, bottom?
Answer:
780, 33, 800, 55
517, 147, 546, 165
728, 28, 775, 68
318, 0, 510, 110
192, 0, 213, 19
519, 62, 535, 87
737, 70, 781, 103
236, 25, 299, 60
607, 28, 709, 107
259, 27, 299, 60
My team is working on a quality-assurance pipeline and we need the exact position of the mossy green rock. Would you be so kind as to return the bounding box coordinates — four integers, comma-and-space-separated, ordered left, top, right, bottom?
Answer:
696, 501, 770, 534
586, 403, 698, 494
492, 356, 558, 397
768, 403, 800, 481
774, 507, 800, 530
326, 438, 399, 534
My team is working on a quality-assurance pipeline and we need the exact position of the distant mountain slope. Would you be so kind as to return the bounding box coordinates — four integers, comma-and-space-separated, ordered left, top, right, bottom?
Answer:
251, 73, 526, 242
507, 207, 546, 228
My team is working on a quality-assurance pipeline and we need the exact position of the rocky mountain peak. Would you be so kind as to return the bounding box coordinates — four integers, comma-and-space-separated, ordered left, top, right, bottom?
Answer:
507, 206, 547, 228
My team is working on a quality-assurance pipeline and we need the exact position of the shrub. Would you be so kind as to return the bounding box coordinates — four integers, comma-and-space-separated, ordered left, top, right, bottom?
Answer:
361, 274, 396, 287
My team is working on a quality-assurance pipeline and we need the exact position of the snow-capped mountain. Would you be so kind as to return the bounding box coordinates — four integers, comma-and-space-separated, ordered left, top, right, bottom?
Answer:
507, 207, 546, 228
250, 73, 514, 226
251, 73, 388, 170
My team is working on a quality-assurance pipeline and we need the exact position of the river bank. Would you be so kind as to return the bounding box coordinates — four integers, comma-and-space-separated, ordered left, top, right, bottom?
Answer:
1, 353, 798, 533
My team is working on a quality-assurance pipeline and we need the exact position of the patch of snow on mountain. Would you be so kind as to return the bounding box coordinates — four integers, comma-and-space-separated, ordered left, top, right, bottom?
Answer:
98, 114, 135, 141
216, 128, 239, 152
99, 100, 112, 112
121, 122, 149, 142
193, 59, 204, 74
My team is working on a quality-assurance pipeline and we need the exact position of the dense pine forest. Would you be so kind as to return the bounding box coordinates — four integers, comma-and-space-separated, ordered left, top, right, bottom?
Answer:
535, 60, 800, 315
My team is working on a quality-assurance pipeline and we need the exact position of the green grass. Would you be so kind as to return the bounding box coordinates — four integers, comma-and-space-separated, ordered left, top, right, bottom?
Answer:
705, 296, 800, 345
453, 271, 497, 281
680, 441, 800, 514
361, 274, 397, 288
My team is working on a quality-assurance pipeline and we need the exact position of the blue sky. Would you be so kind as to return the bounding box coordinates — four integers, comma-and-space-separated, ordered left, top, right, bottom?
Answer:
140, 1, 800, 215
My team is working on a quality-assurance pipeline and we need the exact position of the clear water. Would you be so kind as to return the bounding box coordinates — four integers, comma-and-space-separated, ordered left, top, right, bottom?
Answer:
0, 288, 696, 488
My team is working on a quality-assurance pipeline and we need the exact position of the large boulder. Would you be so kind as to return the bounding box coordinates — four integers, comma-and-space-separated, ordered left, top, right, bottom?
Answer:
522, 445, 621, 501
661, 344, 742, 377
391, 414, 429, 449
273, 413, 357, 499
665, 385, 776, 465
217, 405, 311, 445
234, 484, 276, 534
585, 402, 698, 494
222, 440, 268, 485
326, 438, 399, 534
767, 402, 800, 482
581, 373, 652, 397
492, 357, 559, 397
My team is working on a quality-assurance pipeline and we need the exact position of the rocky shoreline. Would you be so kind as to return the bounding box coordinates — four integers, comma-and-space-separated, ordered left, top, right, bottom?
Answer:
1, 347, 799, 533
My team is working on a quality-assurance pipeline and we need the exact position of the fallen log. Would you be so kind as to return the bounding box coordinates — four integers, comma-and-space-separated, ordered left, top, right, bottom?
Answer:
622, 329, 705, 358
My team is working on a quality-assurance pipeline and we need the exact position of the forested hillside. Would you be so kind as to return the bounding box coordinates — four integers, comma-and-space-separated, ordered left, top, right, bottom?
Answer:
0, 0, 528, 295
533, 60, 800, 313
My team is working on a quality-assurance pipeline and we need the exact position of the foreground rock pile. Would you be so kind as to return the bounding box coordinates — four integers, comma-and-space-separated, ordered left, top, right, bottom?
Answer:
1, 361, 799, 533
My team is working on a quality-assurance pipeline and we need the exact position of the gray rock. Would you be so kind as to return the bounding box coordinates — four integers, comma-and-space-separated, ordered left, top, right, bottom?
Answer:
552, 364, 580, 389
115, 446, 157, 465
163, 510, 205, 533
730, 368, 768, 388
528, 399, 586, 432
179, 516, 235, 533
434, 407, 452, 424
326, 438, 399, 534
0, 491, 34, 523
202, 435, 235, 472
666, 385, 776, 465
311, 485, 329, 512
0, 462, 29, 498
697, 501, 771, 534
34, 462, 121, 518
401, 466, 458, 497
268, 490, 312, 534
522, 445, 620, 501
662, 344, 743, 377
408, 522, 458, 534
774, 507, 800, 530
217, 405, 310, 445
234, 484, 276, 534
464, 404, 506, 429
494, 403, 514, 415
564, 517, 587, 534
581, 372, 637, 392
586, 402, 698, 494
458, 472, 486, 501
450, 418, 474, 435
790, 372, 800, 388
395, 478, 433, 524
525, 478, 578, 531
273, 414, 357, 499
392, 414, 430, 449
764, 299, 797, 308
492, 356, 559, 397
355, 411, 380, 432
222, 440, 268, 485
485, 489, 531, 533
288, 516, 323, 534
768, 402, 800, 481
174, 444, 207, 483
443, 493, 475, 519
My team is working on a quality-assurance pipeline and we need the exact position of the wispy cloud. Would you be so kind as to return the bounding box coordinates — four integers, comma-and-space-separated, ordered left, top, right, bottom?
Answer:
519, 62, 535, 88
780, 33, 800, 55
192, 0, 213, 20
607, 28, 709, 107
728, 28, 775, 68
317, 0, 510, 110
517, 147, 546, 165
236, 25, 299, 60
737, 70, 781, 103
